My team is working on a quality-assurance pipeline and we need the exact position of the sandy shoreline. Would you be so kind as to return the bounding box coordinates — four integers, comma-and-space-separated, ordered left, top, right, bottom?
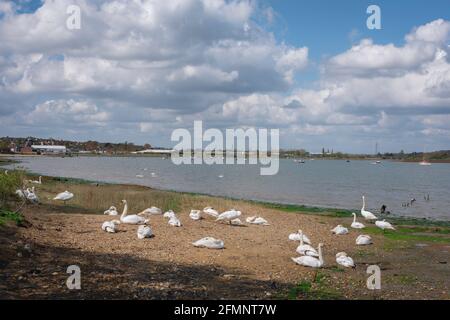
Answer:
0, 173, 449, 299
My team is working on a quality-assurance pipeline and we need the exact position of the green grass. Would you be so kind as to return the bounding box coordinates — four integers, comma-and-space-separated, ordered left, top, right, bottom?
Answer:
287, 271, 343, 300
257, 202, 352, 217
364, 226, 450, 244
0, 209, 23, 226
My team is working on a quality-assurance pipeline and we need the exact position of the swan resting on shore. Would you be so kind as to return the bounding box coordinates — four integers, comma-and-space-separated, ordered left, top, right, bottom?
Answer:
104, 206, 118, 215
336, 252, 355, 268
163, 210, 176, 219
216, 209, 241, 223
361, 196, 377, 220
203, 207, 219, 218
168, 215, 182, 227
193, 237, 224, 249
102, 220, 120, 233
189, 210, 202, 220
138, 207, 162, 216
375, 220, 395, 230
296, 230, 318, 257
351, 213, 365, 229
331, 225, 349, 235
137, 225, 153, 239
356, 235, 372, 245
230, 218, 245, 226
120, 200, 149, 225
246, 216, 270, 226
53, 191, 74, 204
288, 230, 311, 244
29, 176, 42, 184
26, 187, 39, 203
292, 243, 324, 268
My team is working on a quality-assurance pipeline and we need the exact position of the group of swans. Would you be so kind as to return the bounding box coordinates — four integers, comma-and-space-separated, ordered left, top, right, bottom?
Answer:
16, 186, 39, 203
361, 195, 395, 231
290, 230, 324, 268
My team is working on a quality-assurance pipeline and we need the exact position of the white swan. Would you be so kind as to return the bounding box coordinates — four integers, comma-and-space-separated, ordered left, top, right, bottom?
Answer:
356, 235, 372, 245
336, 252, 355, 268
104, 206, 118, 215
189, 210, 202, 220
4, 170, 8, 175
102, 220, 119, 233
163, 210, 176, 219
230, 218, 245, 226
351, 212, 365, 229
193, 237, 224, 249
288, 230, 311, 244
168, 215, 182, 227
203, 207, 219, 218
361, 196, 377, 220
137, 225, 153, 239
246, 216, 269, 226
216, 209, 241, 223
53, 191, 74, 204
138, 206, 162, 216
292, 243, 324, 268
15, 189, 25, 199
26, 187, 39, 203
331, 225, 349, 235
120, 200, 148, 225
375, 219, 395, 230
29, 176, 42, 184
296, 231, 319, 257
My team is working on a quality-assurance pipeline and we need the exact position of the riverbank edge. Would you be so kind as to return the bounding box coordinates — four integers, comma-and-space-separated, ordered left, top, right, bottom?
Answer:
1, 156, 449, 228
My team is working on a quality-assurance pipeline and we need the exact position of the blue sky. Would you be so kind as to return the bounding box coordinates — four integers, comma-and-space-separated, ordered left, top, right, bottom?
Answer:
1, 1, 450, 153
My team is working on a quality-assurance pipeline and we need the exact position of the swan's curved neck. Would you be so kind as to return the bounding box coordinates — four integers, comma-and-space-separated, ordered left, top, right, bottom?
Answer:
318, 245, 323, 265
121, 202, 128, 219
362, 197, 366, 210
352, 213, 356, 223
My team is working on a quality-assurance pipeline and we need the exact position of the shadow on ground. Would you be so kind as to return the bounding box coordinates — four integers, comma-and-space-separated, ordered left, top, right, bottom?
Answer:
0, 225, 287, 300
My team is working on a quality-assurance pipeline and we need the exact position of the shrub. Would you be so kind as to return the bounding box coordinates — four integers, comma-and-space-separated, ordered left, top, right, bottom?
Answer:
0, 169, 25, 210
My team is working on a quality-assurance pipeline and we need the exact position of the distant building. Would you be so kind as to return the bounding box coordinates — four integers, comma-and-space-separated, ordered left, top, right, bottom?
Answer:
132, 149, 174, 155
31, 145, 67, 154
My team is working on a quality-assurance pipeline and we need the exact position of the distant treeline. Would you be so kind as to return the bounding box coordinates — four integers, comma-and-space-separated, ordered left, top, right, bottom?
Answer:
0, 136, 151, 154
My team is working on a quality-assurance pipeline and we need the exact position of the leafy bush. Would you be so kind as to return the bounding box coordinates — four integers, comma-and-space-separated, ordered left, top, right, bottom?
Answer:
0, 169, 25, 209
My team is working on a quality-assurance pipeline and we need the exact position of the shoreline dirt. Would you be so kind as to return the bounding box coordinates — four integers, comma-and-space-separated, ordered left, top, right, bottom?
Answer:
0, 175, 449, 300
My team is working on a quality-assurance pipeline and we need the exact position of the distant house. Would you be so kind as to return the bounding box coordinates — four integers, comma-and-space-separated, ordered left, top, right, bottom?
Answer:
31, 145, 67, 154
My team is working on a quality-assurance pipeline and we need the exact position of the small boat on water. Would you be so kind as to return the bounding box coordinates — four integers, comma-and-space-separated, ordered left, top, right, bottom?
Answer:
419, 160, 431, 166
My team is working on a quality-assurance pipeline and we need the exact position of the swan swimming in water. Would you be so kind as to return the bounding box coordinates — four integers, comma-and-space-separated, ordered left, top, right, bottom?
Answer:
137, 225, 153, 239
246, 216, 270, 226
292, 243, 324, 268
216, 209, 241, 223
331, 225, 349, 235
138, 206, 162, 216
104, 206, 119, 215
361, 196, 377, 220
351, 213, 365, 229
288, 230, 311, 244
335, 252, 355, 268
192, 237, 224, 249
203, 207, 219, 218
296, 230, 319, 257
53, 191, 74, 204
356, 235, 372, 245
375, 219, 395, 231
120, 200, 148, 225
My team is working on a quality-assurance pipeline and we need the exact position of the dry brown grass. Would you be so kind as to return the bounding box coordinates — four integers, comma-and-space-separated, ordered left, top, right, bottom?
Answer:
29, 176, 250, 215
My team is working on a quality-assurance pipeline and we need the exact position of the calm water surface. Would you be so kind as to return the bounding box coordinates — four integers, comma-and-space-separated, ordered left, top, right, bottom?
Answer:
8, 156, 450, 221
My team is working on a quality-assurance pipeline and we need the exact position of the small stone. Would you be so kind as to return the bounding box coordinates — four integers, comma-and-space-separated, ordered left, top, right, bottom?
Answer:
17, 252, 22, 257
52, 272, 58, 276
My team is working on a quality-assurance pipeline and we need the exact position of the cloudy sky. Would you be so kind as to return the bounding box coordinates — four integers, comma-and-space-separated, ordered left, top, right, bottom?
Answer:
0, 0, 450, 153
